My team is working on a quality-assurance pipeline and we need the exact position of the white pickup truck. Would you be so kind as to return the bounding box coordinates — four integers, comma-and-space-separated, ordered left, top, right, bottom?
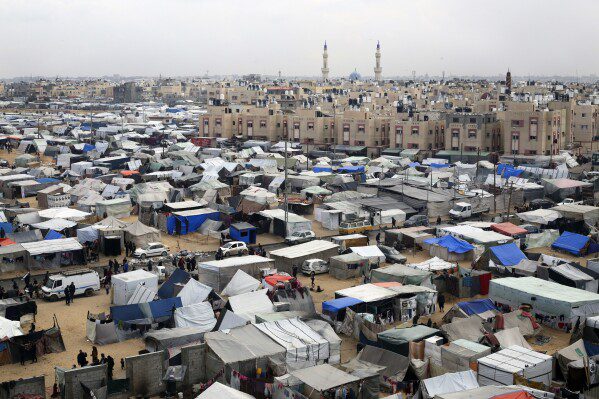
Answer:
557, 198, 583, 206
449, 201, 490, 220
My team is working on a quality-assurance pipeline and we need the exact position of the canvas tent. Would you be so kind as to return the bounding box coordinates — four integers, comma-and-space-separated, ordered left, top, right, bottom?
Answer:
376, 325, 441, 356
197, 382, 255, 399
477, 346, 552, 387
290, 364, 360, 397
269, 240, 339, 273
442, 299, 499, 322
176, 278, 213, 307
441, 339, 492, 373
329, 253, 369, 280
174, 302, 217, 330
420, 370, 479, 399
255, 317, 330, 370
111, 269, 158, 306
123, 221, 161, 248
228, 289, 275, 321
86, 312, 118, 345
424, 235, 475, 261
490, 243, 527, 267
370, 264, 432, 286
441, 316, 488, 342
198, 255, 273, 292
221, 269, 261, 297
551, 231, 591, 256
342, 345, 410, 389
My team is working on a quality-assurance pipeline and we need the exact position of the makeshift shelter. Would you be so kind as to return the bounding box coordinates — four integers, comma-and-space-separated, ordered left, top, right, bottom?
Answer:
86, 312, 118, 345
322, 297, 364, 322
269, 240, 339, 274
166, 208, 220, 235
221, 269, 261, 297
376, 325, 441, 357
547, 263, 598, 292
204, 324, 286, 385
441, 316, 488, 342
420, 370, 479, 399
491, 222, 528, 238
370, 264, 432, 286
517, 209, 561, 225
490, 277, 599, 329
551, 231, 591, 256
477, 346, 552, 387
423, 235, 475, 262
329, 253, 369, 280
144, 326, 205, 352
305, 319, 342, 365
490, 243, 527, 267
197, 382, 255, 399
342, 345, 410, 390
290, 364, 361, 398
255, 318, 330, 370
111, 269, 158, 306
174, 302, 217, 330
409, 256, 455, 272
492, 327, 532, 350
123, 221, 161, 248
227, 289, 275, 321
198, 255, 274, 292
229, 222, 257, 244
442, 299, 499, 322
350, 245, 386, 264
176, 278, 213, 306
21, 238, 84, 270
95, 196, 131, 218
524, 229, 560, 250
441, 339, 492, 372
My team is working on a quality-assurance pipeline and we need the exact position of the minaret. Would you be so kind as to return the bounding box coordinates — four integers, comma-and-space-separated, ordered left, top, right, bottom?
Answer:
506, 69, 512, 93
321, 41, 329, 82
374, 41, 382, 82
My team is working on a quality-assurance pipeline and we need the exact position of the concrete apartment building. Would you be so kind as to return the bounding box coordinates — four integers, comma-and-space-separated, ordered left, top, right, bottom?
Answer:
444, 113, 501, 153
391, 113, 445, 151
549, 100, 598, 154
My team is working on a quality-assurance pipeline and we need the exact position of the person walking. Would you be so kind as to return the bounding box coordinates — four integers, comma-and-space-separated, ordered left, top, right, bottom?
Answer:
375, 232, 381, 245
106, 355, 115, 380
292, 264, 298, 278
438, 292, 446, 312
100, 353, 106, 364
391, 217, 396, 228
77, 350, 88, 367
310, 271, 316, 290
64, 286, 71, 305
69, 282, 76, 304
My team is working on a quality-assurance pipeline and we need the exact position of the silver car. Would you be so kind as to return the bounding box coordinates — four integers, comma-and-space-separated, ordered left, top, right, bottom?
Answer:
301, 259, 329, 275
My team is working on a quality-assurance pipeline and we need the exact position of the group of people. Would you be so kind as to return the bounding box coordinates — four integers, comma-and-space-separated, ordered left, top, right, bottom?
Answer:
174, 255, 197, 271
124, 240, 137, 257
75, 346, 116, 379
108, 257, 130, 274
64, 281, 77, 305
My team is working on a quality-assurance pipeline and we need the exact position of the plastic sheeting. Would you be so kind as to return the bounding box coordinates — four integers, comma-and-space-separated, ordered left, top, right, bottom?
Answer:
197, 382, 256, 398
552, 231, 590, 256
174, 302, 217, 330
424, 235, 474, 254
221, 269, 261, 297
457, 299, 498, 317
524, 229, 560, 249
177, 278, 212, 307
76, 226, 99, 243
421, 370, 479, 399
127, 284, 157, 304
228, 289, 275, 321
490, 243, 527, 266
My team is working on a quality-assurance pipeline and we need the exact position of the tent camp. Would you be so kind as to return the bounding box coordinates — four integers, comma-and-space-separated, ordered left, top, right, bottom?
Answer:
329, 253, 369, 280
441, 339, 492, 373
95, 196, 131, 218
166, 208, 220, 235
441, 316, 488, 342
489, 243, 527, 267
370, 264, 432, 286
269, 240, 339, 273
227, 289, 275, 321
197, 255, 274, 292
376, 325, 441, 356
423, 235, 475, 261
197, 382, 255, 399
442, 298, 499, 322
221, 269, 261, 297
174, 302, 217, 330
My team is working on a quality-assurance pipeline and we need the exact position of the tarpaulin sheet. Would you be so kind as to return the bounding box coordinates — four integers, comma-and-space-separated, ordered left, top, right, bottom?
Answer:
456, 298, 497, 317
166, 211, 220, 235
338, 166, 365, 173
490, 243, 527, 266
0, 223, 13, 234
322, 297, 364, 314
424, 235, 474, 254
45, 229, 64, 240
110, 303, 144, 323
149, 297, 182, 319
552, 231, 590, 256
157, 268, 190, 299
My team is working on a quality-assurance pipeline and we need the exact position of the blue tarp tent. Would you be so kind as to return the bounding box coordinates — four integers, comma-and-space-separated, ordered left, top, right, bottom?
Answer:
338, 166, 365, 173
111, 303, 145, 323
456, 298, 498, 316
424, 235, 474, 253
313, 166, 333, 173
552, 231, 590, 256
229, 222, 257, 244
157, 268, 190, 299
497, 164, 524, 178
322, 297, 364, 314
45, 229, 64, 240
148, 297, 182, 318
429, 163, 449, 169
409, 162, 421, 167
166, 209, 220, 235
82, 144, 95, 152
36, 177, 60, 184
490, 243, 527, 266
0, 222, 13, 234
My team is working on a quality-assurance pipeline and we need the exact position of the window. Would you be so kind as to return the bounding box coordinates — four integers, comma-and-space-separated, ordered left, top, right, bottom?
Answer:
582, 113, 587, 117
260, 120, 267, 128
411, 127, 419, 135
468, 129, 477, 139
54, 280, 62, 288
429, 130, 433, 135
307, 122, 314, 130
469, 118, 477, 124
358, 125, 365, 134
581, 125, 589, 130
511, 120, 523, 127
452, 117, 459, 123
452, 132, 459, 138
215, 118, 221, 127
408, 143, 419, 149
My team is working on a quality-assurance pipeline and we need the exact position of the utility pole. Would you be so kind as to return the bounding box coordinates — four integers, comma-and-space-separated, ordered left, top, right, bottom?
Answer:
493, 160, 497, 214
506, 181, 514, 219
284, 124, 289, 235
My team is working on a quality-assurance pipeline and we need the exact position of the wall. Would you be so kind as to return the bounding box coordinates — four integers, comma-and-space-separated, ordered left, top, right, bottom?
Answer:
181, 343, 206, 386
125, 351, 165, 397
62, 364, 107, 399
0, 376, 45, 399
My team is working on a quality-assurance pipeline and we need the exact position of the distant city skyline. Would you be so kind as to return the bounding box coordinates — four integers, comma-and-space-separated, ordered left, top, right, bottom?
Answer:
1, 0, 598, 79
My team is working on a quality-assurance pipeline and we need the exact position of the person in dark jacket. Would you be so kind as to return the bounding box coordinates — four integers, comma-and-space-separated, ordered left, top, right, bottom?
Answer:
69, 282, 76, 303
438, 292, 446, 312
64, 286, 71, 305
77, 350, 88, 367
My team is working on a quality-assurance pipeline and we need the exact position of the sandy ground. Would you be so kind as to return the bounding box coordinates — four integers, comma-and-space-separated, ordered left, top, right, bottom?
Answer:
1, 291, 144, 393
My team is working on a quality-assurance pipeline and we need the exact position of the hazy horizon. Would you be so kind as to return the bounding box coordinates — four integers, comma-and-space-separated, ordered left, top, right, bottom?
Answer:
1, 0, 598, 79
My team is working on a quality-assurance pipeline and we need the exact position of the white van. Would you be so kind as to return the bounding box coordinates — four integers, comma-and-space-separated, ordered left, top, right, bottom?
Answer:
41, 269, 101, 301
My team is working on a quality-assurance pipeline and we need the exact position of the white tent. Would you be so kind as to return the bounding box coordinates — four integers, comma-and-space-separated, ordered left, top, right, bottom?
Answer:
37, 207, 91, 222
111, 269, 158, 306
409, 256, 454, 272
228, 289, 275, 321
221, 269, 262, 297
196, 382, 255, 398
255, 317, 329, 370
517, 209, 562, 225
177, 279, 213, 307
421, 370, 479, 399
0, 316, 24, 339
477, 345, 552, 387
350, 245, 386, 263
127, 283, 157, 304
174, 302, 217, 331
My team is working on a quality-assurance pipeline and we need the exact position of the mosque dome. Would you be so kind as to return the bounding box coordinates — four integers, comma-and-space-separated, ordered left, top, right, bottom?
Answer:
348, 70, 361, 81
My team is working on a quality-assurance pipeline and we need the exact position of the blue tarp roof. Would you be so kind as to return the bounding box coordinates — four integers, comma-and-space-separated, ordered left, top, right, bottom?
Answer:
409, 162, 420, 167
552, 231, 590, 256
157, 268, 190, 299
497, 164, 524, 178
111, 303, 145, 323
82, 144, 95, 152
0, 222, 13, 234
36, 177, 60, 184
338, 166, 365, 173
45, 229, 64, 240
322, 297, 364, 314
456, 298, 498, 316
148, 297, 182, 318
424, 235, 474, 253
313, 166, 333, 173
490, 243, 527, 266
429, 163, 449, 169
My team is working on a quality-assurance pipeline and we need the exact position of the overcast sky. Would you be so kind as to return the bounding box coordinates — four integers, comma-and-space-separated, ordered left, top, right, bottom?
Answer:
1, 0, 597, 79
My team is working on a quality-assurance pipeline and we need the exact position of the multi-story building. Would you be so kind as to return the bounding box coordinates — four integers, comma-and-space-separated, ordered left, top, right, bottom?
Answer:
444, 113, 501, 153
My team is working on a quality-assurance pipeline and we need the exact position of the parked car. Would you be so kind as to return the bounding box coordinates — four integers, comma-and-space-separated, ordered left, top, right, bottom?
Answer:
557, 198, 583, 206
0, 159, 8, 167
529, 198, 555, 210
134, 242, 169, 259
339, 219, 373, 235
219, 241, 249, 257
301, 259, 329, 275
404, 214, 429, 227
285, 230, 316, 245
378, 245, 407, 264
41, 269, 101, 301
